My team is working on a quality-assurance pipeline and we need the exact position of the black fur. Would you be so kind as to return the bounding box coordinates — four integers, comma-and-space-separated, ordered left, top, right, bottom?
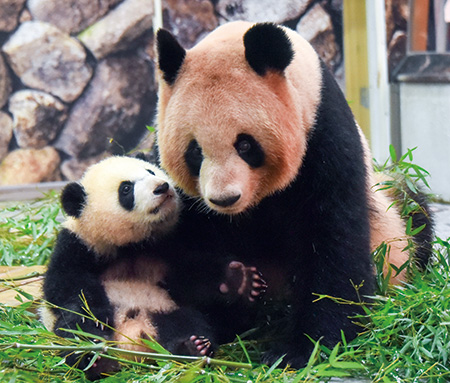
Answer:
243, 23, 294, 76
151, 307, 217, 354
234, 134, 265, 168
61, 183, 86, 218
43, 228, 219, 378
184, 139, 203, 177
157, 29, 186, 85
162, 59, 376, 368
118, 181, 135, 211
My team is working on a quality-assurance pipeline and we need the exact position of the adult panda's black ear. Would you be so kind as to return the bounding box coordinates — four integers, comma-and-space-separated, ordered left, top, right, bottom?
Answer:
61, 182, 86, 218
243, 23, 294, 76
156, 28, 186, 85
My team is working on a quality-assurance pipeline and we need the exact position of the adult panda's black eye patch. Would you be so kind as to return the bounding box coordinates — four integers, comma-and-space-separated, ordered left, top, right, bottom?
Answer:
234, 134, 265, 168
119, 181, 135, 211
184, 139, 203, 176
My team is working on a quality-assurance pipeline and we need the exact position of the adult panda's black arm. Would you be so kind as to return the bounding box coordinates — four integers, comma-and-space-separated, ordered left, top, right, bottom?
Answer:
43, 228, 114, 339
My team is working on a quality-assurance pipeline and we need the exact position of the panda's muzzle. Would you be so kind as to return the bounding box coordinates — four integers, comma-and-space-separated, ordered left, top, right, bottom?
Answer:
150, 182, 175, 215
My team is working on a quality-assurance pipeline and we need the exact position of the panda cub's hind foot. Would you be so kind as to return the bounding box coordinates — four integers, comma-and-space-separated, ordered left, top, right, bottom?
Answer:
189, 335, 213, 356
220, 261, 267, 303
172, 335, 213, 356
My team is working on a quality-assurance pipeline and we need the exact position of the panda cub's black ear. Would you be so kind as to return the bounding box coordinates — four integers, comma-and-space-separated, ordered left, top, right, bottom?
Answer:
243, 23, 294, 76
156, 28, 186, 85
61, 182, 86, 218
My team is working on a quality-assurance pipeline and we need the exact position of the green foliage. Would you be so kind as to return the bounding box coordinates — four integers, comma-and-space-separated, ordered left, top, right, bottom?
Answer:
374, 145, 431, 218
0, 192, 62, 266
1, 147, 449, 381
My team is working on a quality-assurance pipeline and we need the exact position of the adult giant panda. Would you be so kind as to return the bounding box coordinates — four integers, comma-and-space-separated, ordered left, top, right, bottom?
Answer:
154, 22, 433, 368
42, 156, 265, 379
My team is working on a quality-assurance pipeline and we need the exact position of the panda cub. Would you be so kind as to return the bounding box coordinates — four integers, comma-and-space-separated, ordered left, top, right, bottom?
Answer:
42, 156, 223, 379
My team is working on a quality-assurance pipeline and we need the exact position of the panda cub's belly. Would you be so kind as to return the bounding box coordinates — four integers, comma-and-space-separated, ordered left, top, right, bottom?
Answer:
101, 255, 177, 351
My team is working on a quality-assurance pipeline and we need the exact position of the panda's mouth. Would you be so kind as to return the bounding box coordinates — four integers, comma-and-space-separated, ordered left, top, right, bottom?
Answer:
150, 194, 174, 215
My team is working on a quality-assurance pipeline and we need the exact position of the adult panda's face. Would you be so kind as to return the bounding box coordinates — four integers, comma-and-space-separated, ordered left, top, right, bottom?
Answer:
62, 157, 180, 255
156, 22, 321, 215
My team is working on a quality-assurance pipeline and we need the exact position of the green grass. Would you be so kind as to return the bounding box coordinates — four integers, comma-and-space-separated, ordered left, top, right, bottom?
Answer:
1, 147, 450, 382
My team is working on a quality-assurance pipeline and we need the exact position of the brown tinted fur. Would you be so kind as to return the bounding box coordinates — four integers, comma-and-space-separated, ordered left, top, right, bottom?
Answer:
157, 21, 409, 282
157, 22, 321, 213
102, 256, 177, 352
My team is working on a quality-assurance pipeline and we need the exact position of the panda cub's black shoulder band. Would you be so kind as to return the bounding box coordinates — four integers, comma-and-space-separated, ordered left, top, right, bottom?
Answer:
243, 23, 294, 76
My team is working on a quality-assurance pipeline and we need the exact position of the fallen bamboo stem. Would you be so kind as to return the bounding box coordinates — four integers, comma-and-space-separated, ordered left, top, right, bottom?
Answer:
10, 342, 253, 369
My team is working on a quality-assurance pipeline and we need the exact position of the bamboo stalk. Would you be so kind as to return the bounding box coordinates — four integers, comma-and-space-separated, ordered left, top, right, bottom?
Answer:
10, 343, 253, 369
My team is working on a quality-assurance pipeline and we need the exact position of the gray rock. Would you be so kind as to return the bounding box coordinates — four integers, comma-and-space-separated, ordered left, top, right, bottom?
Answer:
2, 21, 93, 103
0, 147, 61, 185
164, 0, 218, 48
28, 0, 123, 34
0, 54, 12, 108
215, 0, 312, 23
296, 4, 341, 70
54, 55, 153, 159
60, 153, 109, 181
9, 90, 68, 149
0, 0, 26, 32
0, 112, 13, 161
78, 0, 153, 60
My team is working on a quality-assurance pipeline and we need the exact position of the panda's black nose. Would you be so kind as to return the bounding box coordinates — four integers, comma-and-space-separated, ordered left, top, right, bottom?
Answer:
153, 182, 169, 195
209, 194, 241, 207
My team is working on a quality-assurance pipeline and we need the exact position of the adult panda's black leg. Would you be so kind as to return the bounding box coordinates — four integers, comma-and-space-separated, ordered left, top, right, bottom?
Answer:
151, 307, 216, 356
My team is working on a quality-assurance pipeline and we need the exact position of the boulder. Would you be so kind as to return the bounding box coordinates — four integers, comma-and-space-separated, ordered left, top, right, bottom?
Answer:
296, 4, 341, 70
0, 54, 12, 108
0, 0, 26, 32
54, 55, 153, 158
2, 21, 93, 103
78, 0, 153, 60
60, 153, 109, 181
163, 0, 218, 48
0, 147, 61, 185
28, 0, 122, 34
9, 90, 68, 149
215, 0, 312, 23
0, 112, 13, 161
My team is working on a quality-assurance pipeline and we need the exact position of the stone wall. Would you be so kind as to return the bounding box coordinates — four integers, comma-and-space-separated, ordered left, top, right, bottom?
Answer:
0, 0, 343, 184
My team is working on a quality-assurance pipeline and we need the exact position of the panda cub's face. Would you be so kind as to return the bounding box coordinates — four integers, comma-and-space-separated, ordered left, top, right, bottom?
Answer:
62, 157, 180, 255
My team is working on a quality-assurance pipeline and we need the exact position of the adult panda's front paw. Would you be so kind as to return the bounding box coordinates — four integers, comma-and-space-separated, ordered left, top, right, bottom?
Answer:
219, 261, 267, 303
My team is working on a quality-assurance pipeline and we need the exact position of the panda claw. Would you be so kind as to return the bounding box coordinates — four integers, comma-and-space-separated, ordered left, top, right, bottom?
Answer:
221, 261, 268, 302
190, 335, 213, 356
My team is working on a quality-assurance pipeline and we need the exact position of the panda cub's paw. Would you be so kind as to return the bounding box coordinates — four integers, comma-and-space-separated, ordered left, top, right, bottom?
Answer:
189, 335, 213, 356
220, 261, 267, 303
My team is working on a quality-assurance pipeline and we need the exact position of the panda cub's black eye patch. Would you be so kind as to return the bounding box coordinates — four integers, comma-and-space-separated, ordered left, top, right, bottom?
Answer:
234, 134, 265, 168
119, 181, 135, 211
184, 139, 203, 176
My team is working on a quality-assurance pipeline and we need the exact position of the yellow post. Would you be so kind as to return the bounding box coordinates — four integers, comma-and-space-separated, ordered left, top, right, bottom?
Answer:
343, 0, 370, 140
